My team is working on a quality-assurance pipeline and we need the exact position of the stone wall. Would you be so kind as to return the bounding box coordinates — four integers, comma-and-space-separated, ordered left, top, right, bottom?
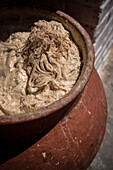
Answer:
94, 0, 113, 72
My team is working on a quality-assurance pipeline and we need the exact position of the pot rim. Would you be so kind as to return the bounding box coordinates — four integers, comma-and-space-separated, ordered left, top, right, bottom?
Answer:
0, 10, 94, 124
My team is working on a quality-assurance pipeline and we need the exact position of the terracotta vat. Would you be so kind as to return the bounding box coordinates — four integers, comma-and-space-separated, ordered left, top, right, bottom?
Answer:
0, 8, 107, 169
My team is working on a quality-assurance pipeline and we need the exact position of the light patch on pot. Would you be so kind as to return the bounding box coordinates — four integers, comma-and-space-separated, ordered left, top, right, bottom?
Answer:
62, 155, 66, 159
0, 20, 81, 115
88, 111, 91, 114
59, 124, 69, 149
37, 144, 40, 147
26, 165, 30, 169
55, 162, 60, 166
31, 155, 34, 158
79, 101, 92, 116
42, 152, 46, 158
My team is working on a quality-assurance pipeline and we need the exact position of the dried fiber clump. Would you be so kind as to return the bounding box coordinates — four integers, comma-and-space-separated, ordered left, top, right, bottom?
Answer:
0, 20, 81, 115
22, 20, 81, 94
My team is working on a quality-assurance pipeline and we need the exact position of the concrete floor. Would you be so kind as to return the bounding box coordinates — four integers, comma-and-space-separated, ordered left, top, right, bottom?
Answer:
90, 45, 113, 170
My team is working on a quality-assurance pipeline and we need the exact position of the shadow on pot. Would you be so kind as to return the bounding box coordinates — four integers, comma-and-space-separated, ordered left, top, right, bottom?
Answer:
0, 93, 81, 164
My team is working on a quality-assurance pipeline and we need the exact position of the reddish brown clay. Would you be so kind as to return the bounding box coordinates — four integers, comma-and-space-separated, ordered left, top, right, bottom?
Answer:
0, 9, 94, 163
0, 68, 107, 170
0, 8, 107, 169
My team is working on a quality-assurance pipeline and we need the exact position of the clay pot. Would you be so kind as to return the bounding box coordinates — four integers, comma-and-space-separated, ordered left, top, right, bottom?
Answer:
0, 8, 107, 169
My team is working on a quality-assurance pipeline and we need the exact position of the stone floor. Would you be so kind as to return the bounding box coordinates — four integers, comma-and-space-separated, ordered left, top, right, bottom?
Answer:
90, 45, 113, 170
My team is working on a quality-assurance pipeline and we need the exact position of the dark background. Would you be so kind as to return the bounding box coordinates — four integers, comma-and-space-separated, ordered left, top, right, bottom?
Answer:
0, 0, 103, 40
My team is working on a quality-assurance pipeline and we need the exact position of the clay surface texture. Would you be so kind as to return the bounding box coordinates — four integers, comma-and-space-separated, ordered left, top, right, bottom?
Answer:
0, 20, 81, 115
